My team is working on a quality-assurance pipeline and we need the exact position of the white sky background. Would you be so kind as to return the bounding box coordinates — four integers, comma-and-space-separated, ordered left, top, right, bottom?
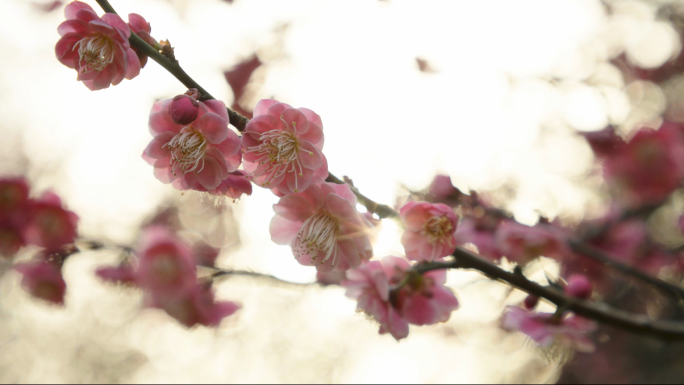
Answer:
0, 0, 673, 382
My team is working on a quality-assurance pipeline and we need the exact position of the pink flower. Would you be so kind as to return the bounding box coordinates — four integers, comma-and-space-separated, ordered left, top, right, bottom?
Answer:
127, 13, 156, 68
134, 226, 197, 298
14, 262, 67, 305
501, 306, 597, 353
495, 221, 567, 264
242, 99, 328, 195
343, 259, 408, 340
23, 192, 78, 251
148, 285, 240, 328
269, 182, 373, 272
453, 216, 502, 260
143, 96, 242, 191
382, 256, 459, 326
602, 121, 684, 207
55, 1, 140, 90
205, 170, 253, 201
343, 256, 459, 340
399, 201, 458, 261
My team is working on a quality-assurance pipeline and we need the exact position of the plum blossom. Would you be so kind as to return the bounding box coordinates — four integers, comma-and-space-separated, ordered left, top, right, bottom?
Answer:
95, 264, 136, 285
501, 306, 597, 356
143, 94, 242, 191
343, 256, 459, 340
15, 262, 67, 305
23, 192, 78, 251
400, 201, 458, 261
204, 170, 253, 202
598, 122, 684, 207
269, 182, 373, 272
343, 259, 408, 340
134, 226, 197, 297
495, 221, 567, 264
242, 99, 328, 195
55, 1, 140, 90
428, 174, 462, 205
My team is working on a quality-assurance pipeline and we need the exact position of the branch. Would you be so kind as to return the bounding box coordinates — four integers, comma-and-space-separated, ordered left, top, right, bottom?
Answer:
569, 241, 684, 301
417, 247, 684, 340
325, 173, 399, 220
209, 269, 322, 288
94, 0, 249, 132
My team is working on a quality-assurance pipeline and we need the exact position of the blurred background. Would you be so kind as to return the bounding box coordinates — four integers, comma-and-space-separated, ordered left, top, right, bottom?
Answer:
0, 0, 682, 382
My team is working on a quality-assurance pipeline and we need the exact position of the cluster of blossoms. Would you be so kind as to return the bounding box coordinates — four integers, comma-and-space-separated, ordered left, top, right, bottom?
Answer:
50, 1, 684, 363
0, 177, 78, 305
96, 227, 239, 327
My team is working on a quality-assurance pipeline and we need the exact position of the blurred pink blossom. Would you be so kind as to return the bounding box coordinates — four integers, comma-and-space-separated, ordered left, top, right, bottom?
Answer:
242, 99, 328, 195
148, 285, 240, 328
55, 1, 140, 90
206, 170, 253, 201
495, 221, 567, 264
134, 226, 197, 298
502, 306, 597, 353
144, 96, 242, 191
14, 262, 67, 305
0, 178, 31, 258
428, 174, 462, 204
270, 182, 373, 272
400, 201, 458, 261
23, 192, 78, 251
95, 264, 136, 285
601, 122, 684, 207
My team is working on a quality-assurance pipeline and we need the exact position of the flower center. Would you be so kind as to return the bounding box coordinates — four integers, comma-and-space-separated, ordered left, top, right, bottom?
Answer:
73, 34, 115, 73
163, 127, 207, 175
244, 119, 313, 192
422, 215, 454, 244
294, 212, 339, 264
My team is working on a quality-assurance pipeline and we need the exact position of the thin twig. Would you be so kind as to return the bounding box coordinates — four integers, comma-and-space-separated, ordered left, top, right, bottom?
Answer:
325, 173, 399, 219
95, 0, 249, 132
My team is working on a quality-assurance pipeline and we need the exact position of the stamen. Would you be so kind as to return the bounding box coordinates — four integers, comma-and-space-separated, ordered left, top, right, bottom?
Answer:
73, 34, 115, 73
162, 127, 208, 175
294, 213, 339, 265
421, 215, 454, 244
245, 126, 305, 188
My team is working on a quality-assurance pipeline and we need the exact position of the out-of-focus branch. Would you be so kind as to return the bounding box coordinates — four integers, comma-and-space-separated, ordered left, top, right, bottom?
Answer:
209, 269, 321, 288
416, 247, 684, 340
94, 0, 249, 132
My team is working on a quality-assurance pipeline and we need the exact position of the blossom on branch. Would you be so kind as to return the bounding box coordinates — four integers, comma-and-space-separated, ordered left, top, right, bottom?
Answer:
55, 1, 140, 90
343, 256, 459, 340
144, 94, 242, 191
23, 192, 79, 252
242, 99, 328, 196
501, 306, 597, 356
399, 201, 458, 261
495, 221, 568, 265
269, 182, 373, 272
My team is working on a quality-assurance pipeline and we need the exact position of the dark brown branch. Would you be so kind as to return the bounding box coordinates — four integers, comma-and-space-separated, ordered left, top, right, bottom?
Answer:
417, 247, 684, 340
569, 241, 684, 301
95, 0, 249, 132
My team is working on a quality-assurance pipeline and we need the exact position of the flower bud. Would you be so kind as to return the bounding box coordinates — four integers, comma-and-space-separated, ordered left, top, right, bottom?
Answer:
169, 92, 200, 125
523, 294, 539, 310
565, 274, 593, 299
